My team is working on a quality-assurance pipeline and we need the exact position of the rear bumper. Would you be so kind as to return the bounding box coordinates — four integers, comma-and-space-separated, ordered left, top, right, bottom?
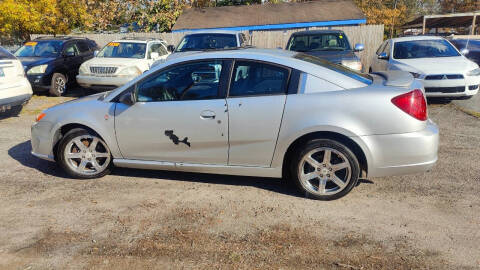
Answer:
361, 119, 439, 178
76, 75, 135, 91
0, 79, 33, 109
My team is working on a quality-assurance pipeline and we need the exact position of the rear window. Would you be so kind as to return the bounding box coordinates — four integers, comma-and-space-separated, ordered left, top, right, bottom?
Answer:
0, 46, 16, 60
175, 34, 237, 52
294, 53, 372, 85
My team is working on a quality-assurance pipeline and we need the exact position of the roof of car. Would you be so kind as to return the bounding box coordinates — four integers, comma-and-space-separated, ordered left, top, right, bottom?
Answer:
291, 30, 345, 36
391, 36, 445, 42
184, 30, 239, 35
33, 36, 91, 42
111, 38, 166, 44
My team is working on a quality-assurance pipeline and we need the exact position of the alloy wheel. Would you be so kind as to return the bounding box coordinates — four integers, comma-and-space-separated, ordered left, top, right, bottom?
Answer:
63, 135, 111, 176
55, 77, 66, 94
298, 147, 352, 196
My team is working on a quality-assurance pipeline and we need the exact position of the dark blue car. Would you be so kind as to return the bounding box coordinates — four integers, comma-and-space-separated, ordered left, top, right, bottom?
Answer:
286, 30, 364, 72
15, 36, 98, 96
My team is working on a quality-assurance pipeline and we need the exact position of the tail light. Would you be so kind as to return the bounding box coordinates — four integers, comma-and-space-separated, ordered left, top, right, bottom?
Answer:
391, 89, 427, 121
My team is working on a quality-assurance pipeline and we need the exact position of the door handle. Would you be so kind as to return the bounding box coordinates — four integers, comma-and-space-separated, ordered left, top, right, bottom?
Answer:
200, 110, 216, 119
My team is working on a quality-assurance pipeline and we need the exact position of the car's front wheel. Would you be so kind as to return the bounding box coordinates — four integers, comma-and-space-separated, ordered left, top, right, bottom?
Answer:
290, 139, 360, 200
49, 73, 67, 97
57, 128, 112, 179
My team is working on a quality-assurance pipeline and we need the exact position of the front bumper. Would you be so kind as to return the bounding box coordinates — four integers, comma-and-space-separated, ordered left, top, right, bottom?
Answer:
76, 74, 135, 91
361, 119, 439, 178
27, 74, 52, 91
31, 120, 55, 162
422, 76, 480, 98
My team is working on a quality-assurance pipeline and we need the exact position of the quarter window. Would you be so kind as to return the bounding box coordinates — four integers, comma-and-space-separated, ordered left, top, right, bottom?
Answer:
136, 60, 223, 102
229, 61, 289, 97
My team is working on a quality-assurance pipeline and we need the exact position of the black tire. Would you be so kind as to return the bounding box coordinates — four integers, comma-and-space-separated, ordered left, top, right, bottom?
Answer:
49, 73, 68, 97
289, 139, 360, 200
57, 128, 112, 179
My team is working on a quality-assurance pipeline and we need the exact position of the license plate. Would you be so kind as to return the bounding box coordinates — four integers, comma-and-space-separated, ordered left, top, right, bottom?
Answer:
0, 68, 4, 77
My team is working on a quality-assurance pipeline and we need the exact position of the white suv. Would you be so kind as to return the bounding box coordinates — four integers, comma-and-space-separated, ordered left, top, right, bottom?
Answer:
0, 46, 32, 115
77, 37, 170, 91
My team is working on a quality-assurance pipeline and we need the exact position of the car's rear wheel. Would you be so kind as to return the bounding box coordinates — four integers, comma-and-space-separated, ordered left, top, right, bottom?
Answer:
49, 73, 67, 97
290, 139, 360, 200
57, 128, 112, 179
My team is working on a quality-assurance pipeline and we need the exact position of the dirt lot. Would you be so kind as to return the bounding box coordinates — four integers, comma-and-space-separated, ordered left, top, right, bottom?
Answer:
0, 93, 479, 270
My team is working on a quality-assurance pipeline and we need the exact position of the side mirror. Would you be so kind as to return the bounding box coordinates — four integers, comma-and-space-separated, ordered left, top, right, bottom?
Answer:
118, 91, 135, 106
64, 51, 76, 57
378, 52, 389, 60
354, 43, 365, 52
94, 50, 99, 57
460, 48, 469, 55
150, 52, 159, 60
167, 45, 175, 53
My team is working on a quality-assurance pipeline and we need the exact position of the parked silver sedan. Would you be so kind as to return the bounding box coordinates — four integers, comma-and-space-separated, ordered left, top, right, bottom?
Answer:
31, 49, 438, 200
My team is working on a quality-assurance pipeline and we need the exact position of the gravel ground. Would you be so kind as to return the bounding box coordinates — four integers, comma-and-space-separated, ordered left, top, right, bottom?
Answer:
0, 93, 479, 270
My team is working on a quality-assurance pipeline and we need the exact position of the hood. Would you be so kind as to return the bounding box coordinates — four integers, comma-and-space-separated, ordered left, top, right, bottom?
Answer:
301, 50, 358, 63
19, 57, 55, 68
83, 57, 146, 67
393, 56, 478, 74
47, 92, 106, 113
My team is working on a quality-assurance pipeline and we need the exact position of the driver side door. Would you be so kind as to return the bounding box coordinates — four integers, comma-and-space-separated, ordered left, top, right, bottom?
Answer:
114, 60, 230, 165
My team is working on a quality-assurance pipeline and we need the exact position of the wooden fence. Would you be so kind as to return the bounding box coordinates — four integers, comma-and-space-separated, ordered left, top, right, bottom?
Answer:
32, 24, 384, 70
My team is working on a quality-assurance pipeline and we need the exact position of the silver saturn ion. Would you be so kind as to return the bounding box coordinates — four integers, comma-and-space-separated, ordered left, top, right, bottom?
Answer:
31, 49, 439, 200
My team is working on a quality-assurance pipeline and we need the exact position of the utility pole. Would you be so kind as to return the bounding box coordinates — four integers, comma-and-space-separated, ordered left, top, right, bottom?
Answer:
390, 0, 399, 38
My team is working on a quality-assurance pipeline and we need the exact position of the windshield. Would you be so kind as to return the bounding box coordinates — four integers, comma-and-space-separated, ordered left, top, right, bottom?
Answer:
451, 39, 480, 51
393, 39, 460, 59
97, 42, 146, 59
287, 33, 351, 52
294, 53, 372, 85
0, 46, 16, 60
176, 34, 237, 52
14, 41, 62, 57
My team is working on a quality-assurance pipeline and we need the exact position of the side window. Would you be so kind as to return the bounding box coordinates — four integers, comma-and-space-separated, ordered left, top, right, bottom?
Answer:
77, 41, 90, 53
137, 60, 223, 102
239, 34, 247, 47
64, 43, 79, 56
376, 41, 387, 55
229, 61, 289, 97
159, 44, 168, 55
148, 43, 168, 58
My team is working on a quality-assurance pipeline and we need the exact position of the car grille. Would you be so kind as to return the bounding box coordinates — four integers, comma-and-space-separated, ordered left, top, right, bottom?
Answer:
425, 86, 465, 93
90, 66, 117, 74
425, 74, 464, 80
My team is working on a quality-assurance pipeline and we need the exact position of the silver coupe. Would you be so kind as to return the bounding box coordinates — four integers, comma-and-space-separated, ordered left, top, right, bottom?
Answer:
31, 49, 438, 200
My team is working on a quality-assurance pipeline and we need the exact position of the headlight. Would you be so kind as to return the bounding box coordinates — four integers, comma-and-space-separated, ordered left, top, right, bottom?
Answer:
467, 68, 480, 76
27, 64, 48, 75
341, 60, 363, 72
79, 64, 89, 75
118, 66, 141, 76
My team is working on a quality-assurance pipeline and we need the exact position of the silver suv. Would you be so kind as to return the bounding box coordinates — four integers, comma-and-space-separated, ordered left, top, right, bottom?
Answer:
31, 49, 438, 200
